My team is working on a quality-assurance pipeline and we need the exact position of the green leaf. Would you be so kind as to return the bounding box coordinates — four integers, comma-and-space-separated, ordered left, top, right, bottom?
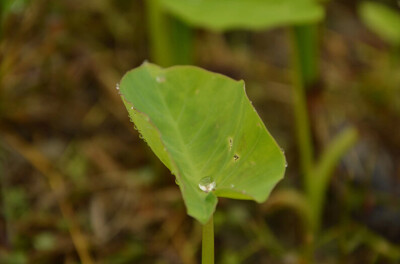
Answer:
119, 62, 286, 224
359, 1, 400, 46
159, 0, 324, 31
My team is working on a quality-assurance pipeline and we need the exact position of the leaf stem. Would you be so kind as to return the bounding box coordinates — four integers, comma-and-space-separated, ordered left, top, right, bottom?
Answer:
292, 25, 320, 89
145, 0, 173, 66
289, 27, 314, 182
145, 0, 193, 66
309, 127, 358, 232
202, 215, 214, 264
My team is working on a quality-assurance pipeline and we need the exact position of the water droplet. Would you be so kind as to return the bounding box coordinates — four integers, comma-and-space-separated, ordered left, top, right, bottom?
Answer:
156, 76, 165, 83
233, 154, 239, 161
130, 106, 134, 110
285, 162, 288, 168
115, 83, 120, 90
198, 177, 216, 193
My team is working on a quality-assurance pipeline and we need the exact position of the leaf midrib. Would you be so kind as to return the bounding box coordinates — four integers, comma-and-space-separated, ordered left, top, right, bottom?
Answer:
152, 72, 200, 188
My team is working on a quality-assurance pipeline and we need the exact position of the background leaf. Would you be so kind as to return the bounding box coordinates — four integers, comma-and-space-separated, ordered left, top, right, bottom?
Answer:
119, 63, 286, 224
159, 0, 324, 31
359, 1, 400, 46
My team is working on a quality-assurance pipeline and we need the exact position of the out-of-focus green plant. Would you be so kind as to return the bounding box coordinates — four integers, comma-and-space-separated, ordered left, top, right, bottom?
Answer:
145, 0, 193, 66
146, 0, 323, 66
144, 0, 359, 261
118, 62, 286, 263
359, 1, 400, 65
359, 1, 400, 47
159, 0, 323, 31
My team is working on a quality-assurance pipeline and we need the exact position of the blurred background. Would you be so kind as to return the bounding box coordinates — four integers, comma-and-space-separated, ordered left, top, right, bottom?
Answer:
0, 0, 400, 263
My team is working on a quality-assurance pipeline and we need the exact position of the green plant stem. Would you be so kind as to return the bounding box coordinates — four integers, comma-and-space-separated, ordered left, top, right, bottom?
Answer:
293, 25, 320, 89
146, 0, 173, 66
289, 27, 314, 181
308, 127, 358, 232
145, 0, 193, 66
202, 215, 214, 264
289, 26, 317, 263
169, 18, 194, 65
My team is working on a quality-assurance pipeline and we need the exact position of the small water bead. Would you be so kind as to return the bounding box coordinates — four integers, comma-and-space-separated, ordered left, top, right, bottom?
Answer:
130, 106, 134, 110
285, 162, 288, 168
198, 177, 216, 193
115, 83, 120, 90
156, 76, 166, 83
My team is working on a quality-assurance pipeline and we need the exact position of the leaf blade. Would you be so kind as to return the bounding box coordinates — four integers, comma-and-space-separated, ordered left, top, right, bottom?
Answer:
120, 63, 286, 223
359, 1, 400, 46
160, 0, 324, 31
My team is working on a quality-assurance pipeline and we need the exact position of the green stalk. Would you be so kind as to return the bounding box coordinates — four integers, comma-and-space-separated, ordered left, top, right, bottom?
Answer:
145, 0, 193, 66
145, 0, 174, 66
289, 27, 314, 182
289, 26, 317, 262
202, 215, 214, 264
308, 127, 358, 232
169, 18, 193, 65
293, 25, 320, 89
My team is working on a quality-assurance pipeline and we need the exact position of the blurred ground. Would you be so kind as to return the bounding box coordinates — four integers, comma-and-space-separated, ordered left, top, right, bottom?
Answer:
0, 0, 400, 263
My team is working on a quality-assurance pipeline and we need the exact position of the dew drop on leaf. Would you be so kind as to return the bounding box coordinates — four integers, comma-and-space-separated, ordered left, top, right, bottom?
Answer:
198, 177, 216, 193
156, 76, 165, 83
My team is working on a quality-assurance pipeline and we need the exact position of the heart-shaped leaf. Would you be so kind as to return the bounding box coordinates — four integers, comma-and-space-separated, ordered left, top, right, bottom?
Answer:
359, 1, 400, 46
119, 63, 286, 224
159, 0, 324, 31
